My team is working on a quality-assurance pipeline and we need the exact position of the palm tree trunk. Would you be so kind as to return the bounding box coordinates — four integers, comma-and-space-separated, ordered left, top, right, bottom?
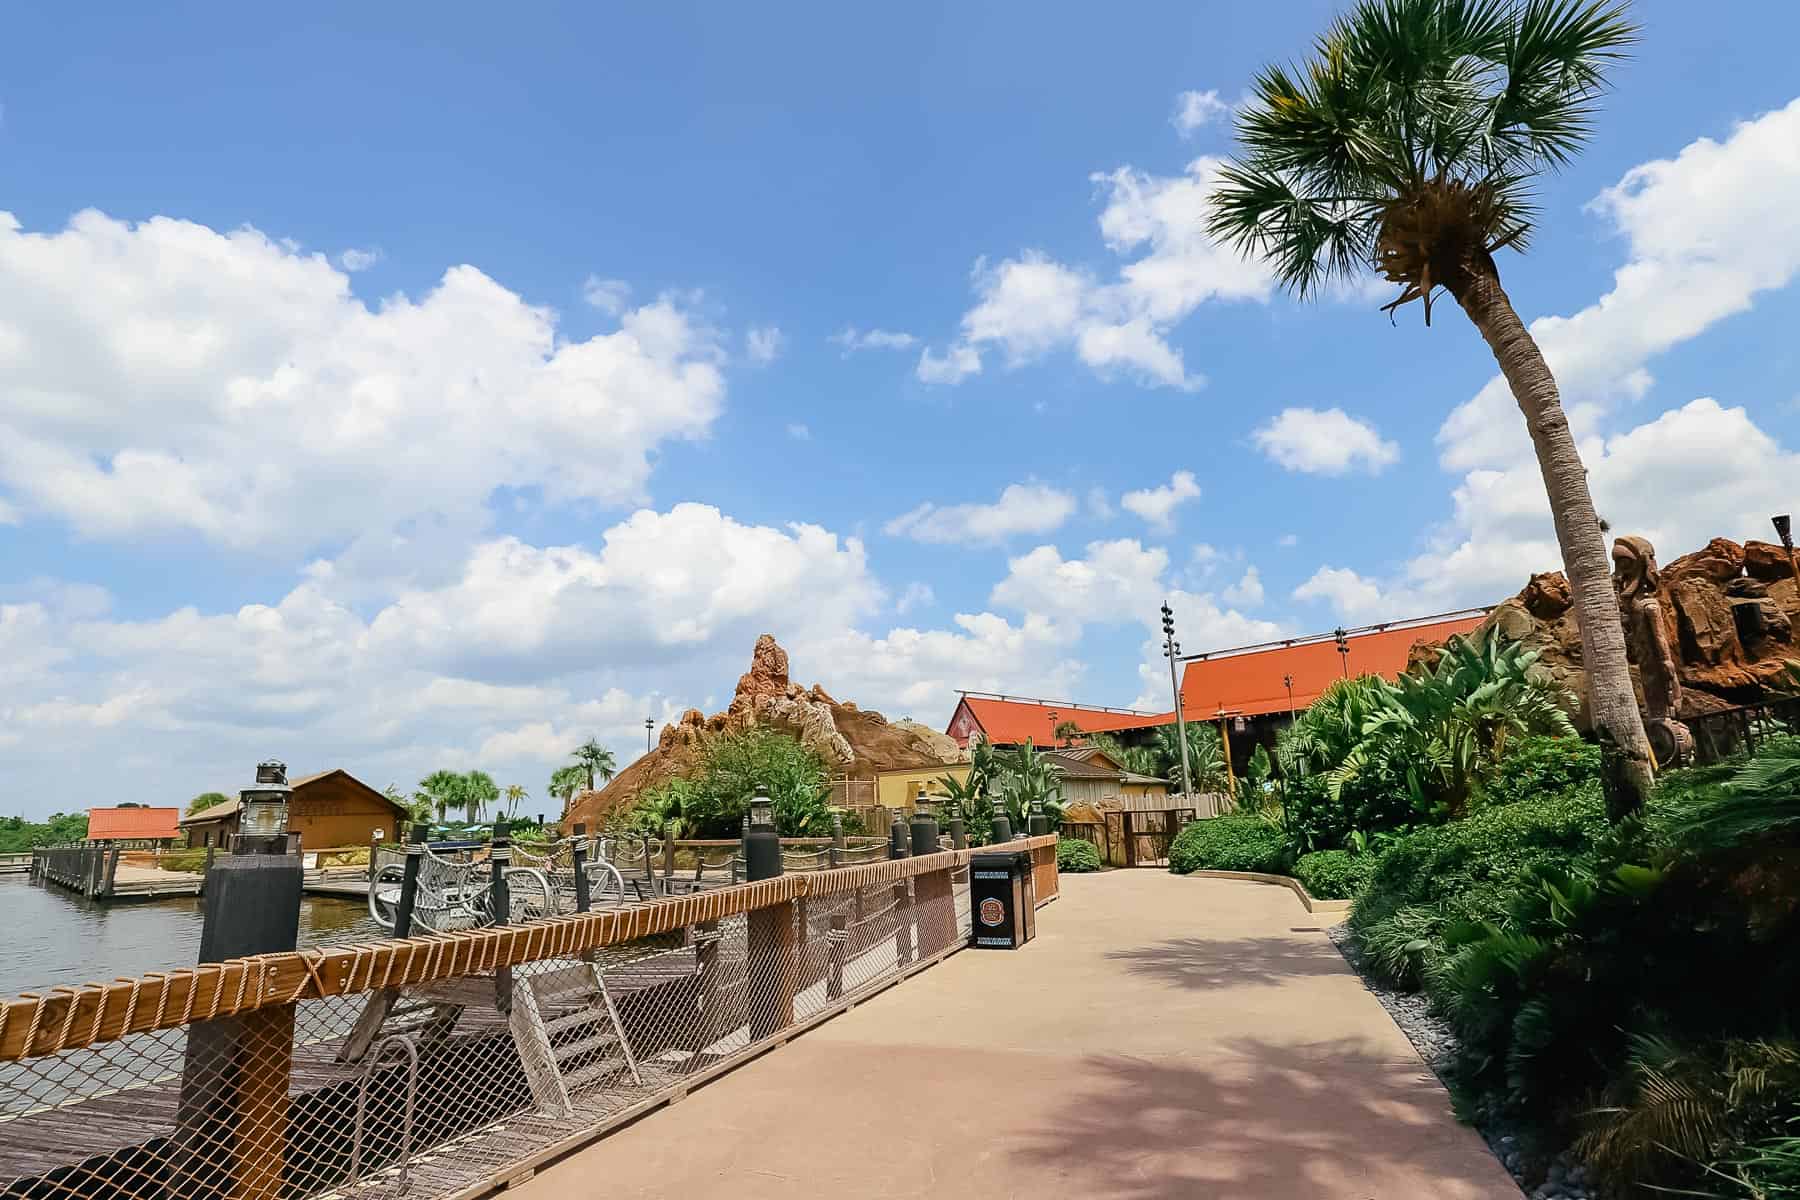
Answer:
1449, 252, 1655, 813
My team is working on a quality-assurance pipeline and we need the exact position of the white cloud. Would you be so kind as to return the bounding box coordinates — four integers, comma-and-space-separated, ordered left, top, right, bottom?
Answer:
1120, 470, 1201, 530
1172, 89, 1232, 136
786, 422, 811, 440
1252, 408, 1400, 475
924, 156, 1274, 390
746, 325, 784, 364
916, 342, 982, 384
991, 539, 1170, 625
1085, 487, 1115, 520
1277, 533, 1299, 547
1222, 566, 1264, 608
831, 327, 918, 353
338, 247, 382, 272
1292, 566, 1395, 622
582, 276, 632, 315
0, 211, 725, 554
895, 582, 935, 616
1438, 97, 1800, 472
884, 482, 1076, 545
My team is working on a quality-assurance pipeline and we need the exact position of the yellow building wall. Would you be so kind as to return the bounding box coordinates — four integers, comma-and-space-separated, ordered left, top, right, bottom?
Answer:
875, 763, 969, 811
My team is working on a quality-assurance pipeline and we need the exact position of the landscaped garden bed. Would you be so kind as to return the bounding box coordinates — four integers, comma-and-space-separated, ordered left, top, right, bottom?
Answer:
1167, 633, 1800, 1198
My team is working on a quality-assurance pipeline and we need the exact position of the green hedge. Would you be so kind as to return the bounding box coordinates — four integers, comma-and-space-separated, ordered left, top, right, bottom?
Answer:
1056, 838, 1103, 873
1294, 849, 1374, 899
1482, 734, 1601, 810
1168, 814, 1289, 875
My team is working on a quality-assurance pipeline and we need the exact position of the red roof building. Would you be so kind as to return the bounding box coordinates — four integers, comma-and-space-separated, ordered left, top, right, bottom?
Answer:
945, 611, 1489, 747
86, 806, 181, 843
945, 694, 1170, 749
1176, 612, 1487, 720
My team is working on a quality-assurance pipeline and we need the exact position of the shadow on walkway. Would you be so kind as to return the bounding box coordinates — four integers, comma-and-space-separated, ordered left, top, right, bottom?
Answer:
1008, 1038, 1488, 1200
1105, 934, 1349, 991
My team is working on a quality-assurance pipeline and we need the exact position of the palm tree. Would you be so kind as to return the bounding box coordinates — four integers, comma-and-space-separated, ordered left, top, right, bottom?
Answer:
1207, 0, 1654, 810
548, 764, 587, 811
502, 784, 527, 819
1155, 723, 1230, 795
462, 770, 499, 823
571, 738, 618, 792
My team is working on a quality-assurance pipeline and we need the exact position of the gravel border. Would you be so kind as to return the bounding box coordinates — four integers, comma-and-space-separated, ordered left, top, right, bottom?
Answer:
1327, 924, 1596, 1200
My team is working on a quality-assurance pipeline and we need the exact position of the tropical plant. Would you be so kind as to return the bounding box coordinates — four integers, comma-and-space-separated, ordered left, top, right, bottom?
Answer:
1664, 734, 1800, 852
502, 783, 528, 820
548, 764, 588, 810
993, 739, 1066, 830
461, 770, 499, 823
1053, 719, 1082, 744
1208, 0, 1655, 809
1156, 722, 1231, 795
627, 728, 832, 838
1278, 675, 1391, 780
1294, 849, 1376, 899
571, 738, 618, 792
1333, 631, 1576, 818
186, 791, 231, 816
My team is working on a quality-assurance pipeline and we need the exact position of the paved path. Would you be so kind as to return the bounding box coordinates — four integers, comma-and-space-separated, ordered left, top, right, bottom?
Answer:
513, 870, 1521, 1200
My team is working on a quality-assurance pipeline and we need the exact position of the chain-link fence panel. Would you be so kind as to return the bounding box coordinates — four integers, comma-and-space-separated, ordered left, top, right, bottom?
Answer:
0, 836, 1059, 1200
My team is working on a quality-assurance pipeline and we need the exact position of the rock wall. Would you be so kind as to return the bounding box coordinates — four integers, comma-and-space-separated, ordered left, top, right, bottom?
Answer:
564, 634, 964, 828
1472, 536, 1799, 726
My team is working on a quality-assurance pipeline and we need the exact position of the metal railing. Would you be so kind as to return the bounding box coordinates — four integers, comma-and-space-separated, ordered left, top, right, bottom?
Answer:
0, 835, 1060, 1200
1687, 695, 1800, 764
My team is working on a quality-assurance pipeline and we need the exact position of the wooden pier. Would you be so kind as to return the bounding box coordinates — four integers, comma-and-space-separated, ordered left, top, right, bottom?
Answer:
30, 845, 205, 901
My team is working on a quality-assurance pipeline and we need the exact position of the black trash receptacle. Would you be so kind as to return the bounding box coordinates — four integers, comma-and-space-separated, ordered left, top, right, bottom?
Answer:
969, 849, 1035, 949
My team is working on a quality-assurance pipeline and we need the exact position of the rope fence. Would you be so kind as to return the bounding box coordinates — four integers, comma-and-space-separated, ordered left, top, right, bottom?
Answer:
0, 835, 1059, 1200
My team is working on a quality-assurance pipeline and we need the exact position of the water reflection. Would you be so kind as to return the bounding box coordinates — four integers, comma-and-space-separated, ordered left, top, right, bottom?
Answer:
0, 876, 383, 995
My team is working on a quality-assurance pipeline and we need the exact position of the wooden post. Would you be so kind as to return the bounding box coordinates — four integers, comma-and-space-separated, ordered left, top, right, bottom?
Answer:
830, 812, 845, 868
571, 823, 592, 912
104, 846, 121, 898
745, 796, 795, 1041
177, 844, 302, 1200
663, 822, 677, 882
890, 826, 913, 968
693, 920, 724, 1049
367, 832, 381, 885
826, 911, 848, 1000
490, 820, 512, 1015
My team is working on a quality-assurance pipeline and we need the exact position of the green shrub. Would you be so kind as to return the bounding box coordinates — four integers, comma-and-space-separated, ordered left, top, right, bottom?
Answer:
1350, 788, 1608, 936
1168, 815, 1289, 875
1294, 849, 1374, 899
1283, 760, 1419, 855
1483, 734, 1600, 809
1056, 838, 1102, 873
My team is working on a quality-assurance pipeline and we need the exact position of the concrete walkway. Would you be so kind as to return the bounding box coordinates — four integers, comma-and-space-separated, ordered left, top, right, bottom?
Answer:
513, 870, 1521, 1200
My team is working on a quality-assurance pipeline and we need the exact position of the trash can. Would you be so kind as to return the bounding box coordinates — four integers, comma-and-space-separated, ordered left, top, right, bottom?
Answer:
969, 849, 1035, 949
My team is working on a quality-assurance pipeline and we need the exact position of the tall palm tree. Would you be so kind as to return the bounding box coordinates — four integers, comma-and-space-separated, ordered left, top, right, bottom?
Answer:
502, 784, 528, 819
571, 738, 618, 792
1206, 0, 1654, 810
461, 770, 499, 823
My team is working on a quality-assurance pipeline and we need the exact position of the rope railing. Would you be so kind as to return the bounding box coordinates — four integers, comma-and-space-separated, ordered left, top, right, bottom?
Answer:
0, 835, 1056, 1200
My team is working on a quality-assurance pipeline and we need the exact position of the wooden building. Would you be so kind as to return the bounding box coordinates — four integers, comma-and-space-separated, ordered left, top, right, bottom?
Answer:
179, 768, 404, 850
85, 806, 180, 848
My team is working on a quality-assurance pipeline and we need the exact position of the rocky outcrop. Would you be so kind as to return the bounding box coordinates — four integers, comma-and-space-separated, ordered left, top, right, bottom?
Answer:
1471, 536, 1799, 728
565, 635, 964, 828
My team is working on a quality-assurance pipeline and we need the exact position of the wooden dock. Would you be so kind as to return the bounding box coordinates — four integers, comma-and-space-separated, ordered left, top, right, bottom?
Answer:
30, 845, 205, 901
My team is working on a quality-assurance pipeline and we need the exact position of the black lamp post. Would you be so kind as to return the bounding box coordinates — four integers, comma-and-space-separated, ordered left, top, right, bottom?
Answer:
1283, 673, 1296, 717
645, 718, 655, 754
1161, 602, 1193, 797
1334, 627, 1351, 678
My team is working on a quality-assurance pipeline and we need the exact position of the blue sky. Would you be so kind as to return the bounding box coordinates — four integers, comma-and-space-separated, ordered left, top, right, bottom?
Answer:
2, 2, 1798, 818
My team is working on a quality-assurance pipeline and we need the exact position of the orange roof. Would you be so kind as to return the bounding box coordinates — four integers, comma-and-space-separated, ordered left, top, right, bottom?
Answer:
86, 806, 180, 841
947, 695, 1169, 747
1177, 614, 1486, 719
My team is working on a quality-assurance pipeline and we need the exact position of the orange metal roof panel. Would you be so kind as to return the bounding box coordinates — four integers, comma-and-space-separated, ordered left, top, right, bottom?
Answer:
954, 696, 1168, 746
1177, 614, 1485, 719
85, 807, 181, 841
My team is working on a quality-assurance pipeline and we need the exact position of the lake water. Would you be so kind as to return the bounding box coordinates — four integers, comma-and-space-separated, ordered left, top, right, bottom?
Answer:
0, 875, 383, 996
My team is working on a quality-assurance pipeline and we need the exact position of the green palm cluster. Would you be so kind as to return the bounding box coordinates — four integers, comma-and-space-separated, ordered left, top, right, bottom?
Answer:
1284, 630, 1573, 823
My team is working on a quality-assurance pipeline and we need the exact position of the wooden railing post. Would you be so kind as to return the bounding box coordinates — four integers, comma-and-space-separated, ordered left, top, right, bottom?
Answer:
103, 847, 121, 898
889, 818, 913, 968
663, 822, 677, 882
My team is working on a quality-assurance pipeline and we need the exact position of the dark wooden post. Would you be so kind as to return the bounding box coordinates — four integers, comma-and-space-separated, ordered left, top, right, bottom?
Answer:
829, 812, 845, 868
744, 787, 795, 1041
890, 820, 913, 968
103, 846, 121, 898
663, 822, 677, 883
177, 789, 303, 1200
571, 823, 592, 912
490, 820, 512, 1014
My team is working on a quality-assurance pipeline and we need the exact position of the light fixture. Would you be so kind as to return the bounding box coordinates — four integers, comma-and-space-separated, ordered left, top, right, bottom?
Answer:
239, 759, 292, 840
748, 783, 775, 828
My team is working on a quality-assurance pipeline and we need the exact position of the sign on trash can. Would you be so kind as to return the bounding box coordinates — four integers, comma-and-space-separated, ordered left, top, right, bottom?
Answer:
969, 848, 1035, 949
